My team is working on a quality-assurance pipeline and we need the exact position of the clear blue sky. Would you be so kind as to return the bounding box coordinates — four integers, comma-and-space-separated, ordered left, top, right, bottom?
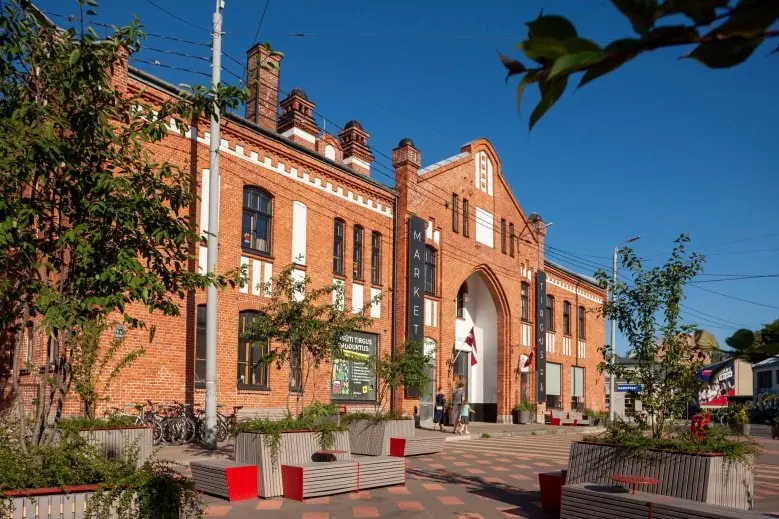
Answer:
37, 0, 779, 352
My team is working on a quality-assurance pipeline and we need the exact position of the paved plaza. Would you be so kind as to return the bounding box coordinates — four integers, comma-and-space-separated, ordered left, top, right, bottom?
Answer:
179, 434, 779, 518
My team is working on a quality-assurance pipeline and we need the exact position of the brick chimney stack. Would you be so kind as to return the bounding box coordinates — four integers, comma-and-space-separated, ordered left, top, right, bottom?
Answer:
277, 88, 319, 150
246, 43, 283, 131
338, 120, 374, 176
528, 212, 547, 251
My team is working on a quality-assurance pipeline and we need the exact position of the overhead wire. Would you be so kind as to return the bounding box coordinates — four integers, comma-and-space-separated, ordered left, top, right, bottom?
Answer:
145, 0, 210, 33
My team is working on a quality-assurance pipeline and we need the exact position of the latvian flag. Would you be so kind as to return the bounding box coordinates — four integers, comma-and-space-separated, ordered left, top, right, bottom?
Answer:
465, 327, 478, 366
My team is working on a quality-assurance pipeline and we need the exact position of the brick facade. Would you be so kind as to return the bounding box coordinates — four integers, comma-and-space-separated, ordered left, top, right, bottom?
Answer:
1, 44, 606, 421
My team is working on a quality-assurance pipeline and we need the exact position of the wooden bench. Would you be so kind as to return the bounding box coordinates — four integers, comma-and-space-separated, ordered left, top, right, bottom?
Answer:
281, 461, 358, 501
570, 411, 591, 426
235, 407, 288, 422
355, 456, 406, 490
190, 460, 257, 502
546, 410, 577, 426
561, 483, 764, 519
389, 436, 444, 457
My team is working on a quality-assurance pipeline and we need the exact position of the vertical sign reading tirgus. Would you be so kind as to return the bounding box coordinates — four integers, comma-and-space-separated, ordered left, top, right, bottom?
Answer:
535, 271, 547, 402
407, 215, 426, 341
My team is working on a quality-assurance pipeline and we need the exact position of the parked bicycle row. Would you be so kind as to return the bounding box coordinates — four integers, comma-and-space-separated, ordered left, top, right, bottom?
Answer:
104, 401, 242, 446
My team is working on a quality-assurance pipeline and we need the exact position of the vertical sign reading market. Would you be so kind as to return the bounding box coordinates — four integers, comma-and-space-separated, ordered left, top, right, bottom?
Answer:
407, 215, 426, 341
535, 271, 547, 402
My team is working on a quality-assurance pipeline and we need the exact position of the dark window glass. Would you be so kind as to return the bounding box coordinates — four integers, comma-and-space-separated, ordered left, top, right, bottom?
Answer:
500, 219, 506, 254
353, 226, 364, 280
509, 223, 515, 257
237, 311, 270, 389
371, 231, 381, 285
545, 295, 555, 331
462, 199, 470, 237
195, 305, 207, 385
333, 219, 345, 275
290, 341, 302, 392
757, 371, 772, 389
521, 282, 529, 321
242, 187, 273, 254
563, 301, 571, 336
452, 194, 459, 232
424, 246, 437, 296
578, 306, 586, 339
456, 282, 468, 319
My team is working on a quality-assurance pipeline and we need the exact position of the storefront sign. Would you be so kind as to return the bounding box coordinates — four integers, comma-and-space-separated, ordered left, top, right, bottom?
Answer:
617, 383, 642, 392
331, 331, 378, 401
407, 215, 426, 341
697, 359, 735, 407
535, 272, 547, 401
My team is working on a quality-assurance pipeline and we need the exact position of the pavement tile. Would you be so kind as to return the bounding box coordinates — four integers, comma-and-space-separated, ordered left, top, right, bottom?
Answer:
429, 463, 446, 469
301, 513, 329, 519
205, 505, 232, 517
387, 486, 411, 495
498, 506, 529, 517
352, 506, 380, 517
422, 483, 445, 491
466, 468, 485, 474
305, 497, 330, 505
458, 514, 485, 519
533, 462, 553, 467
493, 466, 510, 472
255, 500, 284, 510
349, 491, 372, 500
476, 460, 491, 465
452, 461, 468, 467
438, 495, 465, 505
397, 501, 425, 511
484, 476, 505, 484
510, 474, 531, 481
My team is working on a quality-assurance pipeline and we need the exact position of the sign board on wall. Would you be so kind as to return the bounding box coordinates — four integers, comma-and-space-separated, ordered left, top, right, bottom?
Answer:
535, 272, 547, 401
331, 331, 378, 402
697, 360, 736, 408
617, 384, 642, 392
407, 215, 426, 341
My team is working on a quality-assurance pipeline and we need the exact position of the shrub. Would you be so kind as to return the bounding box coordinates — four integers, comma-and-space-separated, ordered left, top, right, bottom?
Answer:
233, 415, 346, 463
480, 433, 491, 439
515, 401, 537, 412
59, 415, 139, 433
340, 410, 410, 425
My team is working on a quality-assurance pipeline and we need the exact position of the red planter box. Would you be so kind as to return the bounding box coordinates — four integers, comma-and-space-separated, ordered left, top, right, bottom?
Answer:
538, 470, 567, 517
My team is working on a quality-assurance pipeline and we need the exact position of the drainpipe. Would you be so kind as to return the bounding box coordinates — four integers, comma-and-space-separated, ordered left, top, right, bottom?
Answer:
390, 194, 399, 413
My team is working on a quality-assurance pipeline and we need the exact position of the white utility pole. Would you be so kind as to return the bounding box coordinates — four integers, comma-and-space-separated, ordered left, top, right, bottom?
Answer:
204, 0, 224, 450
608, 235, 640, 423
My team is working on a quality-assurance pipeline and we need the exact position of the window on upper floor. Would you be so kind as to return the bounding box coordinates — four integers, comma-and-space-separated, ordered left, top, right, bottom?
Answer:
424, 246, 437, 296
452, 194, 459, 233
371, 231, 381, 285
545, 295, 555, 331
333, 219, 345, 275
456, 282, 468, 319
509, 223, 515, 257
578, 305, 587, 340
521, 282, 530, 322
462, 199, 470, 237
563, 301, 571, 336
500, 219, 507, 254
353, 225, 364, 280
242, 187, 273, 254
237, 310, 270, 389
757, 370, 773, 389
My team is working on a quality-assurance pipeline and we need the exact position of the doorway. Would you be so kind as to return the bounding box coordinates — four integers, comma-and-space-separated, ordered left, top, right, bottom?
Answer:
419, 338, 437, 423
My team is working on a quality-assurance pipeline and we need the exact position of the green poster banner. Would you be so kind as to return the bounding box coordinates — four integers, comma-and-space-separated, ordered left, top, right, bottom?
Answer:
331, 331, 378, 401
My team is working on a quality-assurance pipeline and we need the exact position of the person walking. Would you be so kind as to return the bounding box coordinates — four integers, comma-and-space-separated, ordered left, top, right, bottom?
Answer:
457, 399, 474, 435
433, 386, 446, 432
451, 383, 465, 434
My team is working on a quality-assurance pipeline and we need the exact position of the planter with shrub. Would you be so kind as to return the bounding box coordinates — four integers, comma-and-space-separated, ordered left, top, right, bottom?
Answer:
513, 402, 537, 425
729, 406, 751, 437
60, 416, 153, 468
342, 412, 413, 456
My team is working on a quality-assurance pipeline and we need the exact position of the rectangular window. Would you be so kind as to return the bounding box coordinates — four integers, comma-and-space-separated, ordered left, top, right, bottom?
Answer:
571, 366, 585, 411
500, 219, 506, 254
520, 282, 529, 322
353, 226, 364, 280
452, 194, 459, 233
195, 305, 207, 386
290, 341, 302, 392
546, 362, 562, 409
424, 247, 437, 296
578, 306, 586, 340
333, 219, 344, 275
462, 199, 470, 237
563, 301, 571, 336
509, 223, 515, 257
624, 394, 636, 417
545, 295, 555, 331
757, 370, 773, 389
371, 231, 381, 285
237, 311, 270, 389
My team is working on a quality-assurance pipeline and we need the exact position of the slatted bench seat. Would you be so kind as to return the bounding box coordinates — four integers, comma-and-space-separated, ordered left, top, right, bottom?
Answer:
561, 483, 766, 519
569, 411, 591, 426
355, 456, 406, 490
281, 461, 358, 501
190, 460, 257, 502
235, 407, 288, 422
389, 436, 444, 457
546, 410, 577, 426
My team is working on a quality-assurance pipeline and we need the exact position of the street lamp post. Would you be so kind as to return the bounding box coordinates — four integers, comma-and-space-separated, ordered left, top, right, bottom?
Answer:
608, 235, 640, 423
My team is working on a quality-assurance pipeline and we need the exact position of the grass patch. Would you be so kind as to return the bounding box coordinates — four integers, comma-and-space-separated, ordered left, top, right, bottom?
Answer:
480, 433, 491, 439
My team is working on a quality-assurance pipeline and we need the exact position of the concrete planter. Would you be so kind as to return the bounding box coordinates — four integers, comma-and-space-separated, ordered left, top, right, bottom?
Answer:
346, 419, 414, 456
566, 441, 754, 509
0, 484, 142, 519
234, 430, 350, 498
78, 426, 153, 467
772, 425, 779, 440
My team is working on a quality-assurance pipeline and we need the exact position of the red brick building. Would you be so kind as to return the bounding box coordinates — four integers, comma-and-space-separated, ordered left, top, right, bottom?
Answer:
2, 44, 605, 421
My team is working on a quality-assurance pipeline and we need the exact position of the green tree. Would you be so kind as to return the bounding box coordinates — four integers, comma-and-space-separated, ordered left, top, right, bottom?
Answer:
0, 0, 244, 449
596, 234, 706, 439
371, 339, 432, 413
499, 0, 779, 130
725, 319, 779, 362
243, 263, 381, 413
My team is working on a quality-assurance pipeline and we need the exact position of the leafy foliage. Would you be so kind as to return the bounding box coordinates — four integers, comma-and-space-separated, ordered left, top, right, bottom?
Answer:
243, 263, 380, 411
59, 415, 139, 432
0, 0, 244, 449
725, 319, 779, 362
340, 410, 410, 425
500, 1, 779, 130
595, 234, 706, 439
515, 401, 537, 412
370, 339, 432, 412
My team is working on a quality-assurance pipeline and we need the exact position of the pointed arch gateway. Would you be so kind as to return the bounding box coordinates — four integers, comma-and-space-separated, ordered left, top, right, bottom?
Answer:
452, 264, 512, 423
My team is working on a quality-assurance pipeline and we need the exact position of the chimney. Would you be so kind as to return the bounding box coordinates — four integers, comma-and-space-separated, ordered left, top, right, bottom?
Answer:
246, 43, 283, 131
277, 88, 319, 150
528, 212, 547, 250
338, 120, 374, 176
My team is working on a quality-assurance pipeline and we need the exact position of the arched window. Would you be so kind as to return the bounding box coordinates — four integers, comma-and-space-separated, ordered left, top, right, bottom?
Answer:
242, 187, 273, 254
456, 282, 469, 319
424, 246, 437, 296
237, 310, 270, 389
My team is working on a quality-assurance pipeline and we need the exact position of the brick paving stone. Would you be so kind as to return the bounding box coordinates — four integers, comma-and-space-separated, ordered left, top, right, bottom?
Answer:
438, 495, 465, 505
205, 505, 232, 517
466, 468, 485, 474
387, 486, 411, 495
452, 461, 468, 467
305, 497, 330, 505
422, 483, 445, 491
301, 513, 329, 519
458, 514, 485, 519
255, 500, 284, 510
352, 506, 380, 517
493, 466, 510, 472
397, 500, 425, 511
476, 460, 491, 465
510, 474, 531, 481
429, 463, 446, 469
349, 491, 372, 500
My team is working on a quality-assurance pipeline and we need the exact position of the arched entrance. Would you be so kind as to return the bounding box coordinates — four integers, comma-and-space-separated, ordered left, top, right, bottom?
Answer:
453, 268, 509, 422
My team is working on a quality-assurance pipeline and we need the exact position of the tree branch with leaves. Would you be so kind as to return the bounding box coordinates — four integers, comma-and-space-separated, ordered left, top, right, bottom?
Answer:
500, 0, 779, 131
